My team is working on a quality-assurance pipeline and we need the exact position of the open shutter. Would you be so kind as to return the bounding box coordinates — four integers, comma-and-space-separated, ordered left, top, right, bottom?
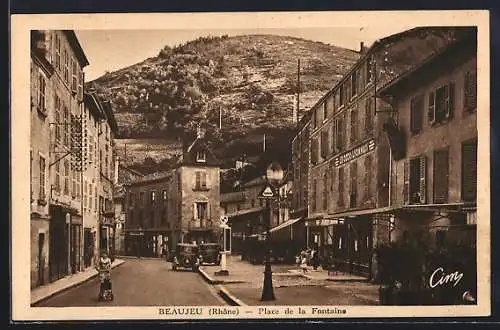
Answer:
445, 81, 455, 120
193, 202, 197, 220
428, 92, 436, 125
207, 202, 211, 220
78, 70, 84, 102
419, 156, 427, 204
403, 160, 409, 204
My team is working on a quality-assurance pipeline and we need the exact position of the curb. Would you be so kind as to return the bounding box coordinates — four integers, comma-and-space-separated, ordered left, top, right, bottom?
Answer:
31, 260, 126, 306
116, 255, 163, 261
198, 267, 219, 284
217, 285, 248, 306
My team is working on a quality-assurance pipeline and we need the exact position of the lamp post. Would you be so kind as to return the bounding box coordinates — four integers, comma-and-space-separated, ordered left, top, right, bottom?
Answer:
260, 161, 284, 301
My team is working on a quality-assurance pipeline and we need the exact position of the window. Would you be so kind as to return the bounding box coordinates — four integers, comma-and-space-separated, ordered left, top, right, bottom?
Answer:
461, 139, 477, 202
83, 181, 87, 208
338, 167, 344, 206
64, 106, 70, 147
54, 34, 61, 69
95, 186, 98, 211
339, 84, 345, 107
350, 109, 358, 143
251, 199, 255, 208
129, 193, 135, 208
151, 191, 156, 204
63, 49, 69, 83
320, 130, 329, 159
351, 71, 357, 98
71, 59, 78, 92
366, 56, 374, 84
365, 97, 374, 134
140, 192, 145, 205
433, 149, 449, 204
350, 161, 358, 208
322, 171, 328, 210
162, 190, 167, 201
195, 171, 207, 190
54, 161, 60, 192
428, 83, 455, 124
329, 125, 336, 155
37, 73, 46, 113
335, 115, 345, 151
404, 156, 426, 205
312, 109, 317, 129
410, 95, 424, 135
194, 202, 209, 220
464, 71, 477, 113
334, 90, 340, 113
364, 155, 372, 199
55, 95, 61, 143
71, 168, 77, 198
39, 155, 46, 201
330, 161, 336, 192
311, 179, 317, 212
196, 151, 206, 162
311, 137, 319, 165
322, 102, 327, 122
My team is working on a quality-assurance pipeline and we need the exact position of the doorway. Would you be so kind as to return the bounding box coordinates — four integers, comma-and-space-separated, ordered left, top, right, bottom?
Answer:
38, 233, 45, 286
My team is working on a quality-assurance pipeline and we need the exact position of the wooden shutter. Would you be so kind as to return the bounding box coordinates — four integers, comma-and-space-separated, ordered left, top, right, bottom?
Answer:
464, 71, 477, 112
195, 171, 200, 189
350, 109, 358, 143
193, 203, 197, 220
207, 202, 211, 219
428, 92, 436, 124
330, 125, 335, 155
444, 82, 454, 120
433, 149, 449, 204
462, 140, 478, 201
78, 70, 84, 102
202, 172, 207, 188
403, 160, 409, 204
410, 95, 423, 134
419, 156, 427, 204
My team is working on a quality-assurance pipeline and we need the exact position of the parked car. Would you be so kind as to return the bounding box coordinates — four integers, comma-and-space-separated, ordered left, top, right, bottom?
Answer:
171, 243, 200, 272
199, 243, 221, 265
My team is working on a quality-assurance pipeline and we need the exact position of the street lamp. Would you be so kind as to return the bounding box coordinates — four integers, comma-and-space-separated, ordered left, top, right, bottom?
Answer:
261, 161, 284, 301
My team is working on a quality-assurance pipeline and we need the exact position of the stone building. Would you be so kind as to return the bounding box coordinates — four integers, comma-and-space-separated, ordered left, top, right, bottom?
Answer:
377, 28, 477, 249
30, 30, 88, 289
293, 27, 471, 278
124, 132, 221, 256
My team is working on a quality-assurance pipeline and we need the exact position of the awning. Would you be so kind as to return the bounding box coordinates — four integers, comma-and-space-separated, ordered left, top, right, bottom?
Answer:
225, 207, 266, 219
270, 217, 302, 233
327, 206, 396, 219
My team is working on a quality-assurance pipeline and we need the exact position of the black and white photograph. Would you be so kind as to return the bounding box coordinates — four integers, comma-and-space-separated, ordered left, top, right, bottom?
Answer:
11, 11, 490, 320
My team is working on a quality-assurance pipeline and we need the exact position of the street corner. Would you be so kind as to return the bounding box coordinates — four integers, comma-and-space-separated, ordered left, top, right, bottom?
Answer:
199, 266, 220, 284
216, 284, 248, 307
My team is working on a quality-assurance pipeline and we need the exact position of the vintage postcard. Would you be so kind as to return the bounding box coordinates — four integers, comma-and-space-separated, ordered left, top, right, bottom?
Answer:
11, 10, 490, 321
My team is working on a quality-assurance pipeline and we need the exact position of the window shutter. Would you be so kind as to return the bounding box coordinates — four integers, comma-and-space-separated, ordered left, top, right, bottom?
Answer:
445, 82, 455, 120
193, 203, 197, 220
195, 171, 200, 189
207, 202, 211, 219
403, 160, 409, 205
462, 140, 478, 201
78, 70, 84, 102
433, 149, 449, 204
330, 125, 335, 155
428, 92, 436, 124
419, 156, 427, 204
202, 172, 207, 188
464, 71, 477, 112
410, 96, 423, 134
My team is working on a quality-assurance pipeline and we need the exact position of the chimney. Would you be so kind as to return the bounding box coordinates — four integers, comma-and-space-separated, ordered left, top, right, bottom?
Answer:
360, 42, 368, 54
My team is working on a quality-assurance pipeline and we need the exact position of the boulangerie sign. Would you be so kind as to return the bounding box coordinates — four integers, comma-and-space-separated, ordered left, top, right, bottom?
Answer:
10, 10, 490, 321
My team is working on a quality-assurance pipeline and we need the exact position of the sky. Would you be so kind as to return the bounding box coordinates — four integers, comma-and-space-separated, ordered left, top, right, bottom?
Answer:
75, 26, 411, 81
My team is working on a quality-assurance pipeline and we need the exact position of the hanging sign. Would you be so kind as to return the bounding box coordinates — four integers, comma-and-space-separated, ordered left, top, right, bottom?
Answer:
334, 138, 376, 167
258, 185, 275, 199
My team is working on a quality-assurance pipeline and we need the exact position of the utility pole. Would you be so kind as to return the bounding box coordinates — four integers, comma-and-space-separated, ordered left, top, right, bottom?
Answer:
296, 59, 300, 126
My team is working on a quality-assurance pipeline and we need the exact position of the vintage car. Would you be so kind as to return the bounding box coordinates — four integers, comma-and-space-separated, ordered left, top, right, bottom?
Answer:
198, 243, 221, 265
171, 243, 200, 272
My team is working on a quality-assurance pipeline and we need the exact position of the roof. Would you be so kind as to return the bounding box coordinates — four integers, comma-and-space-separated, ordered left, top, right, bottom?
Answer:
226, 207, 266, 219
126, 171, 172, 186
270, 217, 302, 233
242, 175, 266, 188
378, 29, 477, 97
178, 136, 219, 167
84, 92, 104, 121
62, 30, 89, 68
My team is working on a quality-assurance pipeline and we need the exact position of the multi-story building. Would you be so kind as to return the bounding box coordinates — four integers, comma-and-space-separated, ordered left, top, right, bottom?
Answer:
124, 171, 173, 257
113, 162, 144, 256
378, 28, 477, 248
296, 27, 471, 278
81, 92, 118, 265
30, 30, 88, 288
290, 112, 311, 221
220, 175, 268, 255
124, 131, 221, 256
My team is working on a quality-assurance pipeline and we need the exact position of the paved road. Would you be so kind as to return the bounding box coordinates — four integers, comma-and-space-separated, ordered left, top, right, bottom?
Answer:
35, 258, 226, 307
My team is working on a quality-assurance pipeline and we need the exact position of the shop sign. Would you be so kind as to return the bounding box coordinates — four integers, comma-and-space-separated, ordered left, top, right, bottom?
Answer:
305, 218, 344, 227
334, 139, 375, 167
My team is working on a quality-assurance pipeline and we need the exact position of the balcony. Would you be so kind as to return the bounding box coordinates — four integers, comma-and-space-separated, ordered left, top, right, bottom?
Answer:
187, 219, 214, 231
101, 207, 115, 218
220, 191, 246, 204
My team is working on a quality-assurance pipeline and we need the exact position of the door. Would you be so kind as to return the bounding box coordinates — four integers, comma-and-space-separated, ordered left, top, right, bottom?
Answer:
38, 233, 45, 286
49, 211, 68, 282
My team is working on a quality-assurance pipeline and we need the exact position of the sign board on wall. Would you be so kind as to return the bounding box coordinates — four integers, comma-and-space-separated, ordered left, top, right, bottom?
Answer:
334, 138, 376, 167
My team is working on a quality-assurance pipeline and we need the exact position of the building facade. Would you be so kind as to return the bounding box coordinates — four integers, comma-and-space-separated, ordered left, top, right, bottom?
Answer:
378, 29, 477, 249
124, 133, 221, 256
30, 30, 88, 289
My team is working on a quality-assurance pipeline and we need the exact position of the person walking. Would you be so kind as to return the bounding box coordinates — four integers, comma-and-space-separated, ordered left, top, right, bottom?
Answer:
300, 249, 309, 273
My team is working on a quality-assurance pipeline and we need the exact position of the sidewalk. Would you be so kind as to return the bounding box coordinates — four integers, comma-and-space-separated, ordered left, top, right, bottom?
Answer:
31, 259, 125, 306
199, 256, 379, 306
